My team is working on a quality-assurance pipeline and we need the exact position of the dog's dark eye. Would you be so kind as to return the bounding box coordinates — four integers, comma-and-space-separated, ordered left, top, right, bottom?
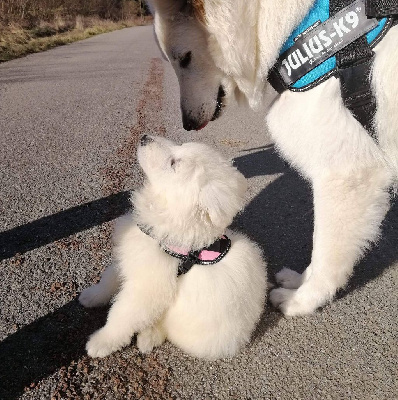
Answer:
179, 51, 192, 68
170, 158, 176, 168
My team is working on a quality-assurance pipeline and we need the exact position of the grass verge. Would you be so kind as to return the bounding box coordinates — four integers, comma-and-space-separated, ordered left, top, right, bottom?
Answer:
0, 17, 151, 63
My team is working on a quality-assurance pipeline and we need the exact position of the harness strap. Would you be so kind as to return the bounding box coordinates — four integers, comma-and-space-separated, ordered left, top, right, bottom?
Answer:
338, 57, 377, 135
330, 0, 377, 137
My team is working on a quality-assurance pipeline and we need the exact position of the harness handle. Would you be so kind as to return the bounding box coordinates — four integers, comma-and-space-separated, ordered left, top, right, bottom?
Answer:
365, 0, 398, 18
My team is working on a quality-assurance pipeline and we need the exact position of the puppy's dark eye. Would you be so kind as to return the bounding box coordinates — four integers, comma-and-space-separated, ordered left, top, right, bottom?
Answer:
179, 51, 192, 68
170, 158, 181, 170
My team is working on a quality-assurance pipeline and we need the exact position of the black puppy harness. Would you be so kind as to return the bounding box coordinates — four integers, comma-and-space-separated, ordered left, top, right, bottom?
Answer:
268, 0, 398, 138
138, 225, 231, 276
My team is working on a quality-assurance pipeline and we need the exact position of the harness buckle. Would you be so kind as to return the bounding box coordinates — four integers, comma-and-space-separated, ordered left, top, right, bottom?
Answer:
178, 251, 200, 275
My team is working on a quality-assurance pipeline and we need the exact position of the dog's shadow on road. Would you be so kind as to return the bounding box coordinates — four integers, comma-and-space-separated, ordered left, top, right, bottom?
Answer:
232, 145, 398, 337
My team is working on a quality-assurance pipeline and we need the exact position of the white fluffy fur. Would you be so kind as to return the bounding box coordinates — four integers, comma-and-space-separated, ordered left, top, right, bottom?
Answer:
147, 0, 398, 316
79, 136, 267, 359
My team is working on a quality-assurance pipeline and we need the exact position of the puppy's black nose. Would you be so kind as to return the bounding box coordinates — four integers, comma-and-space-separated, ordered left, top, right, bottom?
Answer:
140, 135, 153, 146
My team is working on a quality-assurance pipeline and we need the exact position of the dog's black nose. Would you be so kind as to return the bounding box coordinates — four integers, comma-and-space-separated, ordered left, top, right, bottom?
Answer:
182, 113, 200, 131
140, 135, 153, 146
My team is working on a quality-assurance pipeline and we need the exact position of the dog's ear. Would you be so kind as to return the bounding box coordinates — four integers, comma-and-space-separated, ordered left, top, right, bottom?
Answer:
147, 0, 204, 20
145, 0, 156, 15
199, 172, 247, 228
146, 0, 186, 15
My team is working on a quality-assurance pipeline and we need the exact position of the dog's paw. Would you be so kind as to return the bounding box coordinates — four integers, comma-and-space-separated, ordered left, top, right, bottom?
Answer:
270, 287, 316, 317
137, 327, 166, 354
86, 327, 131, 358
275, 268, 303, 289
79, 285, 110, 308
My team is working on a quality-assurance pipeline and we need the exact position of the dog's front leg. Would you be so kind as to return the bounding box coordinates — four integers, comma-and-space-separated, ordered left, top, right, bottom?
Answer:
270, 168, 391, 316
86, 276, 175, 357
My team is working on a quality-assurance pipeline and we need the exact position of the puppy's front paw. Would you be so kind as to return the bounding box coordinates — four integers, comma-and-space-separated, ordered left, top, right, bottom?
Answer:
79, 285, 109, 308
86, 327, 131, 358
137, 326, 165, 354
275, 268, 303, 289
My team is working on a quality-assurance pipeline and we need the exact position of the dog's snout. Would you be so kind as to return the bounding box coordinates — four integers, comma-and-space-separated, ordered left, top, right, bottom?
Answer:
140, 135, 154, 146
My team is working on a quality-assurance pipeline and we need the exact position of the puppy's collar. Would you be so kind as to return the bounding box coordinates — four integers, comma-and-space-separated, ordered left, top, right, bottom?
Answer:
138, 225, 231, 276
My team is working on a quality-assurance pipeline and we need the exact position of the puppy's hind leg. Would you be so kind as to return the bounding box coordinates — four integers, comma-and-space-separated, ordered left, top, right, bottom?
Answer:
137, 323, 166, 354
271, 168, 392, 316
79, 264, 120, 308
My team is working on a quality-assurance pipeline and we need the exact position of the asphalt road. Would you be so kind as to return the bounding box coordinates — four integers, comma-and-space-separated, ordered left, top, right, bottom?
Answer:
0, 25, 397, 399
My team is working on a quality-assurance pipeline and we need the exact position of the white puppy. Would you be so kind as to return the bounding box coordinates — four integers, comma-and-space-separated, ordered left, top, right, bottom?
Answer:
79, 135, 267, 359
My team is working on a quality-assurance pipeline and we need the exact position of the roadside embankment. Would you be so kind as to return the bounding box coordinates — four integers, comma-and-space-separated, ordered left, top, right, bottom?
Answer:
0, 15, 151, 62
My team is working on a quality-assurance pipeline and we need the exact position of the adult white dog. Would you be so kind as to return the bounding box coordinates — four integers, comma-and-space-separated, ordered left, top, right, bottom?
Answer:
79, 136, 267, 359
147, 0, 398, 316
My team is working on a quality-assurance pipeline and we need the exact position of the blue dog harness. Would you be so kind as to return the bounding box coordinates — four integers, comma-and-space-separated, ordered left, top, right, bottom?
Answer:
268, 0, 398, 137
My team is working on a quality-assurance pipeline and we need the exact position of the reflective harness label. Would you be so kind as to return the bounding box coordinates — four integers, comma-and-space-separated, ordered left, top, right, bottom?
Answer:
274, 0, 378, 86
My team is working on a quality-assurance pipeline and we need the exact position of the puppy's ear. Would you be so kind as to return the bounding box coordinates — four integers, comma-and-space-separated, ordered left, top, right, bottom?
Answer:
199, 173, 247, 228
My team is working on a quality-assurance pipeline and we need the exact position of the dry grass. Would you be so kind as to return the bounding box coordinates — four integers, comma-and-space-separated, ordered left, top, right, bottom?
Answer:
0, 15, 151, 62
